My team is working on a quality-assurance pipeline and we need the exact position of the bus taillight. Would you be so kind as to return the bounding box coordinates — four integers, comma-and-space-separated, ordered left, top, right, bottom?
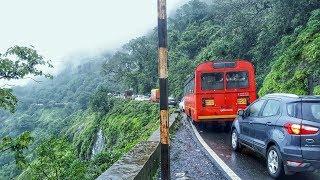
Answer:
202, 99, 215, 107
237, 97, 247, 105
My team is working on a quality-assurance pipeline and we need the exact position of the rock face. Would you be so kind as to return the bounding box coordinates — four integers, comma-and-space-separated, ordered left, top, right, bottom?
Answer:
91, 129, 105, 159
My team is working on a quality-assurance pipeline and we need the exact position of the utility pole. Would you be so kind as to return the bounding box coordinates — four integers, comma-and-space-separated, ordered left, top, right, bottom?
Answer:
157, 0, 170, 179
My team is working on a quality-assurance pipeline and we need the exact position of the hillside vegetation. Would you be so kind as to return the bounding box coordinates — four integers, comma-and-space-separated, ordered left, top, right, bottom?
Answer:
259, 9, 320, 95
0, 61, 159, 179
103, 0, 320, 97
14, 99, 159, 179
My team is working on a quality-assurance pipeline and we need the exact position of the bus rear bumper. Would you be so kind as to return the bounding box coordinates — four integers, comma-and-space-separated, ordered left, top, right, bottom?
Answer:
198, 115, 237, 121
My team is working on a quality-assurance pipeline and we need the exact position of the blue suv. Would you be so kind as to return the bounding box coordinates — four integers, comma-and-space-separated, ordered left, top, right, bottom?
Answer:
231, 93, 320, 178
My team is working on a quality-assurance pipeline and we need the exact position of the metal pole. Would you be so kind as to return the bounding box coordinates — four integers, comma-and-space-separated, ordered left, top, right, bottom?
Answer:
157, 0, 170, 179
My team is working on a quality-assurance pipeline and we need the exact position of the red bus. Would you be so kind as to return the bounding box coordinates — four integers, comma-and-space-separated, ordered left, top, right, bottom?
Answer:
184, 60, 257, 126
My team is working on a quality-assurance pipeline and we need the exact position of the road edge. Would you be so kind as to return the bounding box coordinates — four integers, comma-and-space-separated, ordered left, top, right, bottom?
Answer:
189, 121, 241, 180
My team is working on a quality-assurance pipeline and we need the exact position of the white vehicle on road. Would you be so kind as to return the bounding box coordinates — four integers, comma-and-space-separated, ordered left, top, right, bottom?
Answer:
134, 95, 150, 101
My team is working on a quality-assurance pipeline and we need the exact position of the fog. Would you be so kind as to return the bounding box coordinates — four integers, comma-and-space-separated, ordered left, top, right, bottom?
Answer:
0, 0, 187, 76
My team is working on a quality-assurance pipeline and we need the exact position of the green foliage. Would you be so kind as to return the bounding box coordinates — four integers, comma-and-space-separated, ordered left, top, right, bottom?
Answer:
0, 46, 52, 113
0, 88, 17, 113
0, 46, 53, 80
67, 99, 159, 175
102, 100, 158, 151
3, 92, 160, 179
22, 138, 88, 180
92, 151, 121, 173
314, 86, 320, 95
0, 61, 122, 178
96, 99, 159, 173
102, 35, 158, 94
259, 9, 320, 96
0, 131, 33, 169
89, 87, 115, 114
67, 112, 98, 160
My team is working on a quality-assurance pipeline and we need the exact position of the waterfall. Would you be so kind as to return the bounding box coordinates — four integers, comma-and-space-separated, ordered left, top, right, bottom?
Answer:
91, 128, 105, 159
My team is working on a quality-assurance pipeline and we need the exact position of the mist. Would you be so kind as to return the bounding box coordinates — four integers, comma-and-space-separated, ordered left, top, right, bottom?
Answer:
0, 0, 188, 76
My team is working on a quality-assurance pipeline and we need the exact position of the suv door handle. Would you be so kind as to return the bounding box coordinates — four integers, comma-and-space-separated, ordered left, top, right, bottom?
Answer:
266, 122, 272, 126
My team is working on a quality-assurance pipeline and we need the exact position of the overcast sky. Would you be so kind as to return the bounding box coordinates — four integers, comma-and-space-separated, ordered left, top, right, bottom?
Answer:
0, 0, 187, 72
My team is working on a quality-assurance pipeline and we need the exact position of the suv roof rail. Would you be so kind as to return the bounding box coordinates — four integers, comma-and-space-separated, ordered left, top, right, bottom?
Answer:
265, 93, 299, 98
300, 95, 320, 99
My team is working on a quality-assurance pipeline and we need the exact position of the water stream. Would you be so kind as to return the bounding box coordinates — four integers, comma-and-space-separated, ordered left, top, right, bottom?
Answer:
91, 128, 105, 159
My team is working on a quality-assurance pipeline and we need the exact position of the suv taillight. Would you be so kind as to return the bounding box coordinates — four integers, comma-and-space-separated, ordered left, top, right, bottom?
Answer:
301, 125, 319, 135
284, 123, 319, 135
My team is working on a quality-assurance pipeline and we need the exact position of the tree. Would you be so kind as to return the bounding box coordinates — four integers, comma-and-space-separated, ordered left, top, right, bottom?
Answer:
0, 45, 53, 113
259, 9, 320, 96
102, 35, 158, 94
0, 46, 52, 171
89, 87, 115, 114
0, 132, 33, 169
77, 92, 90, 110
25, 138, 88, 180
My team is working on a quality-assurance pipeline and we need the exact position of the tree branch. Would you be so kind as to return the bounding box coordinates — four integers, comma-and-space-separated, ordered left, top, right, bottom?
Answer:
23, 77, 42, 83
0, 83, 15, 88
0, 146, 12, 153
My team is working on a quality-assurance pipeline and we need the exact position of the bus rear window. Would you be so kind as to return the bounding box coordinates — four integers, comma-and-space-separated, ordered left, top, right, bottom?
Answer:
201, 73, 223, 90
226, 71, 249, 89
302, 102, 320, 123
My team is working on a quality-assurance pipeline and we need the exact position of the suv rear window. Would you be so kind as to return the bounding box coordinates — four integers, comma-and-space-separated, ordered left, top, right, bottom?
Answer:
287, 101, 320, 122
302, 102, 320, 123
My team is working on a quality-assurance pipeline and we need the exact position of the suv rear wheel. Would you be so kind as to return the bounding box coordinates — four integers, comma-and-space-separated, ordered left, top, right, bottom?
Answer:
267, 145, 284, 179
231, 129, 242, 152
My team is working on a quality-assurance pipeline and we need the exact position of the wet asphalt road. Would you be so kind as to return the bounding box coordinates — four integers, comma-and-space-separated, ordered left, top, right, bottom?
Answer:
191, 116, 320, 180
157, 115, 227, 180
